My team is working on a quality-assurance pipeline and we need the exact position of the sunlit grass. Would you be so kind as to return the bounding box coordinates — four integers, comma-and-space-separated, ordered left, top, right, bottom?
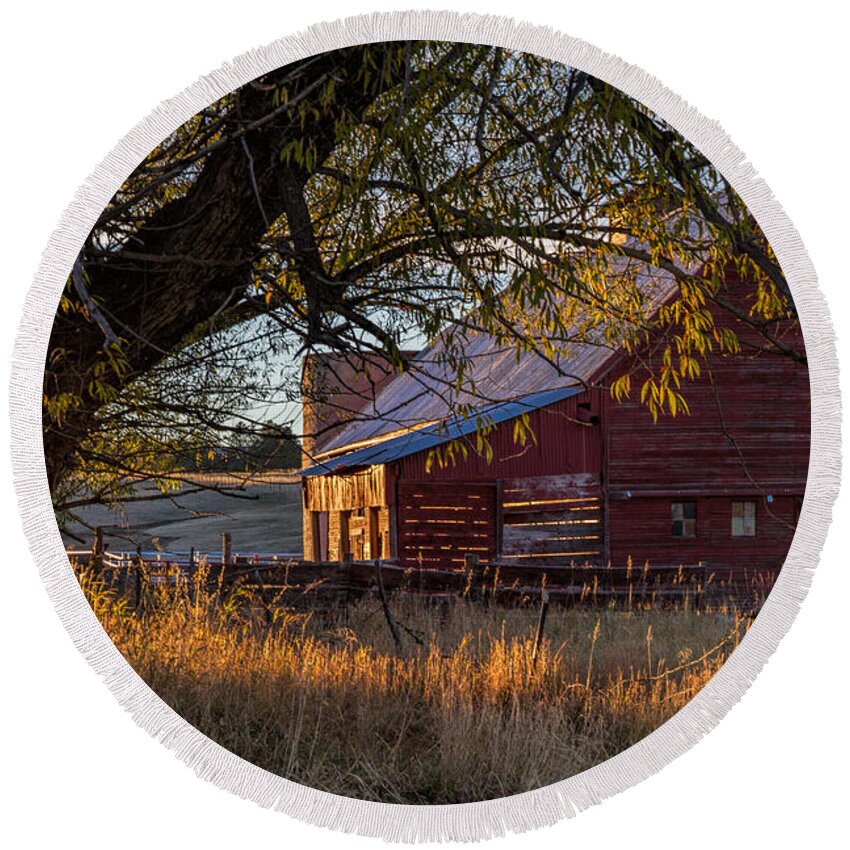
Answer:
77, 562, 751, 804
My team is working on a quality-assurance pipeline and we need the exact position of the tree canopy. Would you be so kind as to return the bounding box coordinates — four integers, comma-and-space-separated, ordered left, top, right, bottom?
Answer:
45, 40, 800, 517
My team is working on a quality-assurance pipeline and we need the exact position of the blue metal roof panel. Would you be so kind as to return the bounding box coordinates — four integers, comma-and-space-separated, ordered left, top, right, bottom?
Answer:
300, 385, 583, 477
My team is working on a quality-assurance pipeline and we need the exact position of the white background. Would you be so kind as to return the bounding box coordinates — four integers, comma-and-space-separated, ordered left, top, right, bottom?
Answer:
1, 2, 847, 847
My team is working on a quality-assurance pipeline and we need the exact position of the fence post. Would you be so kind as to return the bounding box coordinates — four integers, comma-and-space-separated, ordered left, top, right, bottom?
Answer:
221, 532, 232, 569
92, 526, 104, 570
188, 547, 196, 603
254, 565, 272, 627
375, 559, 402, 650
464, 552, 483, 601
476, 555, 485, 590
695, 560, 707, 610
337, 553, 353, 624
532, 589, 550, 668
116, 552, 129, 599
134, 546, 144, 613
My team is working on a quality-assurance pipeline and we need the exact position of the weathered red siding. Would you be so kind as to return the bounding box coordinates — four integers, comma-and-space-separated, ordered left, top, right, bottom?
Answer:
603, 350, 809, 493
397, 393, 603, 481
499, 474, 604, 566
601, 272, 809, 575
396, 481, 497, 568
606, 494, 800, 574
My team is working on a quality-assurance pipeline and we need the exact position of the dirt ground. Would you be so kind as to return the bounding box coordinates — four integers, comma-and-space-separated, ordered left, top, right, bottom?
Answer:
62, 483, 303, 556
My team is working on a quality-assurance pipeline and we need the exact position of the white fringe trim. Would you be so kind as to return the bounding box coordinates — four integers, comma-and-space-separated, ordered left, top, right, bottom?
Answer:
7, 10, 840, 843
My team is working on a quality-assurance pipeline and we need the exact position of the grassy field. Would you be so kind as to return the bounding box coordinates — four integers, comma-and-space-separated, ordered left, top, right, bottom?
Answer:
63, 482, 303, 554
78, 563, 751, 804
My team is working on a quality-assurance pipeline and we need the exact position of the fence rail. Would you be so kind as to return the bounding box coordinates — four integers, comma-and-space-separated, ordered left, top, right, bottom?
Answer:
67, 545, 774, 610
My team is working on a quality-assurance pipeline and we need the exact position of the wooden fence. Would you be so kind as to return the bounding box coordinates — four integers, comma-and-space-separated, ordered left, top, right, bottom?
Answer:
66, 544, 774, 611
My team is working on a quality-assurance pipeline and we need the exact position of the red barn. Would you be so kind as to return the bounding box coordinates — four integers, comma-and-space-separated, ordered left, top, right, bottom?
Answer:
299, 259, 809, 583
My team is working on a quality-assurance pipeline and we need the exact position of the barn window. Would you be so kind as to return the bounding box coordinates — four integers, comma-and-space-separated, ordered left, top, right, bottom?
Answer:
671, 501, 697, 538
731, 501, 757, 537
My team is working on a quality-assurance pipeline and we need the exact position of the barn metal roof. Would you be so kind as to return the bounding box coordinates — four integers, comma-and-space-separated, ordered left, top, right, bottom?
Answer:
318, 255, 680, 455
300, 385, 583, 477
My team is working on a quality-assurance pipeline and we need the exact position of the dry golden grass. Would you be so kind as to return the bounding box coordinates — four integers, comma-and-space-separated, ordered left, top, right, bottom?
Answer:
78, 564, 750, 804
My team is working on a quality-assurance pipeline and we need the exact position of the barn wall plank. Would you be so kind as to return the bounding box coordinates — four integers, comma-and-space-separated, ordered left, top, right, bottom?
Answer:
397, 481, 497, 567
397, 395, 603, 481
304, 465, 387, 512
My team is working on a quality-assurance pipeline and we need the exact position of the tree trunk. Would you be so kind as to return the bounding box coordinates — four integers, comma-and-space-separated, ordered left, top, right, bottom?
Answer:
44, 44, 408, 494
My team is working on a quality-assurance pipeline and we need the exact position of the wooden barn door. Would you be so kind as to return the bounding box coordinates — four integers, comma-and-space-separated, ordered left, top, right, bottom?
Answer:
397, 482, 497, 568
499, 474, 604, 565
